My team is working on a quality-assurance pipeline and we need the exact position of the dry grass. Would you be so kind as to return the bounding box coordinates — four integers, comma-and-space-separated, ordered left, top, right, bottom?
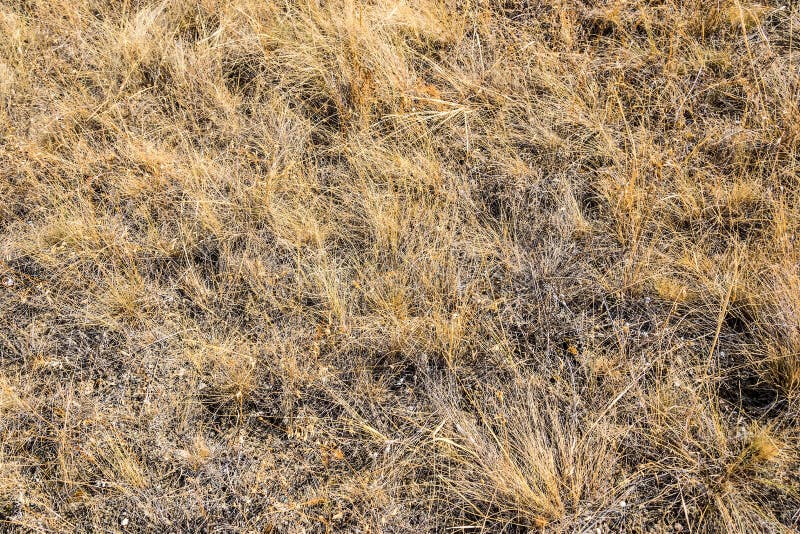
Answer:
1, 0, 799, 531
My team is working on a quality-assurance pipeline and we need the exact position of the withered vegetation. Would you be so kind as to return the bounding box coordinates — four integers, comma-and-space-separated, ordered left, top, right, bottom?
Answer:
1, 0, 799, 531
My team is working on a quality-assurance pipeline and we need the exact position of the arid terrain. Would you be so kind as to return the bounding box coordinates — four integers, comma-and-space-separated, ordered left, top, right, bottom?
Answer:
1, 0, 799, 531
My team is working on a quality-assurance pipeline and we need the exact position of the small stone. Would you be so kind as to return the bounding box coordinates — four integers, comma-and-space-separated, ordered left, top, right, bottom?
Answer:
2, 276, 13, 287
121, 517, 129, 527
674, 522, 684, 531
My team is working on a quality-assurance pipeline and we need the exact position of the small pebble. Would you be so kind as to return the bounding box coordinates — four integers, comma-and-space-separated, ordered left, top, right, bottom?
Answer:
121, 517, 129, 527
2, 276, 13, 287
